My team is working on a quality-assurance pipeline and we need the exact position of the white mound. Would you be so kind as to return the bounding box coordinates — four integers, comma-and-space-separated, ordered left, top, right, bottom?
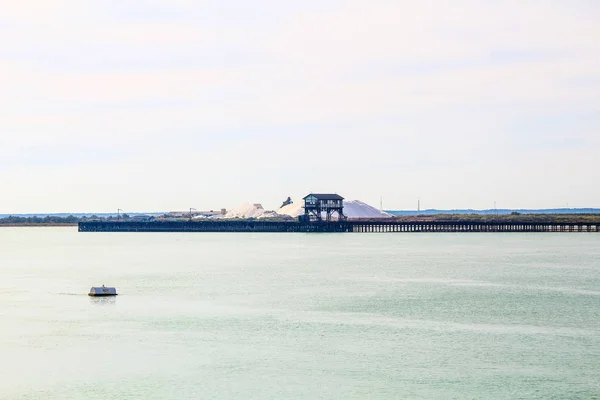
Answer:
278, 202, 304, 217
224, 203, 278, 219
343, 200, 391, 218
278, 199, 391, 219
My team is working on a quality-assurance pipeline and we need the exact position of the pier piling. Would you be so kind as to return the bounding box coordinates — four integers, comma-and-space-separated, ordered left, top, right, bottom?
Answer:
79, 220, 600, 233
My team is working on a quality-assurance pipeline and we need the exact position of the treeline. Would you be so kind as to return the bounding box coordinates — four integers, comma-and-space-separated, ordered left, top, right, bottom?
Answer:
0, 215, 82, 224
0, 214, 141, 225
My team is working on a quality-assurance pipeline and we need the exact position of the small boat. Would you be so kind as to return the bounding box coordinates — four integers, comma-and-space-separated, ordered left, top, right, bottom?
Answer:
88, 285, 118, 297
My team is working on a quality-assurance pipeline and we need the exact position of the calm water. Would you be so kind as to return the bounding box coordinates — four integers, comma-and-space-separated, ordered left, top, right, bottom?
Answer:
1, 228, 599, 399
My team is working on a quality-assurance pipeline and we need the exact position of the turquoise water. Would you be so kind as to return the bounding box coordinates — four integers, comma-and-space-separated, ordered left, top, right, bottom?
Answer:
1, 228, 599, 399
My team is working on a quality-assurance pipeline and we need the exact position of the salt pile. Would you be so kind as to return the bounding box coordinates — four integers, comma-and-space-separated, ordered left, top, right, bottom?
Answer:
278, 200, 390, 219
343, 200, 391, 218
224, 203, 279, 219
278, 202, 304, 217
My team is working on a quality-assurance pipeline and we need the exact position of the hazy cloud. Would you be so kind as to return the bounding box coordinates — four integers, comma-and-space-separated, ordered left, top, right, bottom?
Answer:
1, 0, 599, 212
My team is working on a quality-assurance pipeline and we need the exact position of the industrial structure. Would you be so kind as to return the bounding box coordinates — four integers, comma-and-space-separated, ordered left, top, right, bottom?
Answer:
77, 191, 600, 233
301, 193, 346, 222
167, 209, 226, 218
280, 197, 293, 208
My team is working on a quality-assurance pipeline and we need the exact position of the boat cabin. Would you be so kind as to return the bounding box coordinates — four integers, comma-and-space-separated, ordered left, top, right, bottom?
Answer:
88, 285, 118, 297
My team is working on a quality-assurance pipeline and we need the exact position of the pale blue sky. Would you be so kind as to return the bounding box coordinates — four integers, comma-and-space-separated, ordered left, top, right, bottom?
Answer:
1, 0, 599, 212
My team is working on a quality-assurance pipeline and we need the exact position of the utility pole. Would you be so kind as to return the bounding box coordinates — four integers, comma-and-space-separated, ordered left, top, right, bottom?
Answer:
418, 198, 420, 213
117, 209, 123, 221
189, 207, 196, 221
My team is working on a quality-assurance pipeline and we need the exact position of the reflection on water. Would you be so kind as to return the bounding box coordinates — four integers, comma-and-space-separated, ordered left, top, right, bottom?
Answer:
88, 296, 117, 305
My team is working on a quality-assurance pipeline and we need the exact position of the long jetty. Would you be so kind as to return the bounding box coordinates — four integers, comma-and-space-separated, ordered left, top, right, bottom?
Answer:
79, 219, 600, 233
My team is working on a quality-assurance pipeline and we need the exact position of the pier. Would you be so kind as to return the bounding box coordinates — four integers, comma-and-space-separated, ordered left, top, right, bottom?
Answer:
79, 220, 349, 233
78, 219, 600, 233
347, 220, 600, 233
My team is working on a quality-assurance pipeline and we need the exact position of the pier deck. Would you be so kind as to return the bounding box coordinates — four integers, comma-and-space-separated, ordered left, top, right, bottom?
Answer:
78, 220, 600, 233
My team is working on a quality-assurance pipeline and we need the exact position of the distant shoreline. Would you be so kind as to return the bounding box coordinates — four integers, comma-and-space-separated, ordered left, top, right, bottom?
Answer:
0, 223, 77, 227
2, 212, 600, 227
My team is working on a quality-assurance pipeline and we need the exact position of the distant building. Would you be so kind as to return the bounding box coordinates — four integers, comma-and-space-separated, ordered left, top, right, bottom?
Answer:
167, 209, 226, 218
302, 193, 346, 222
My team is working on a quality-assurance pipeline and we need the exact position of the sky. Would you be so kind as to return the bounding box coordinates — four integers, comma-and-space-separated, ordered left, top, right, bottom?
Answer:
1, 0, 599, 213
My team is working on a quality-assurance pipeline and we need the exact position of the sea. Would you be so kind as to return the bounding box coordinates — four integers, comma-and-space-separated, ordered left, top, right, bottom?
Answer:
1, 228, 599, 399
